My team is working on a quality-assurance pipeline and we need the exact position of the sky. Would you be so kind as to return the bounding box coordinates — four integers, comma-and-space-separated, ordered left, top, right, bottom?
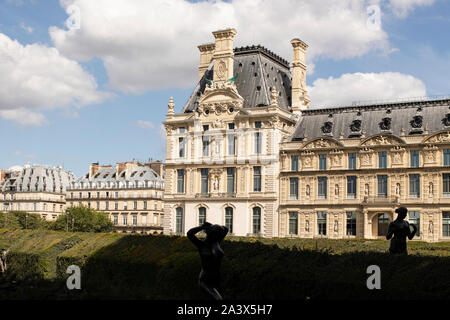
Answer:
0, 0, 449, 177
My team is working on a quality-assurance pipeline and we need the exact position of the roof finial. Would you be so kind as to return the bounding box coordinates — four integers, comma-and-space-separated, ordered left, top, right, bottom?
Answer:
168, 97, 175, 115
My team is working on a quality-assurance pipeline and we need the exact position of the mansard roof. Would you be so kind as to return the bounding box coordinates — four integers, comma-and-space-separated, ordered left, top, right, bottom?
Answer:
0, 165, 76, 194
182, 45, 293, 113
291, 98, 450, 142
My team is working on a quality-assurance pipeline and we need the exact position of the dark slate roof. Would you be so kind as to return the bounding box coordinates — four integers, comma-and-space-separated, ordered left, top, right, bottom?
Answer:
291, 98, 450, 141
182, 45, 293, 113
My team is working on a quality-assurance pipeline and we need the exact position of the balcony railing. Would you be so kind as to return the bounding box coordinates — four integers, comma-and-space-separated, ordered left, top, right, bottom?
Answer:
363, 196, 399, 204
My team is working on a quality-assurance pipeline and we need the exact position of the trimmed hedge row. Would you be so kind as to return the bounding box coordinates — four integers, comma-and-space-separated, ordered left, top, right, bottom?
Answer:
1, 229, 450, 299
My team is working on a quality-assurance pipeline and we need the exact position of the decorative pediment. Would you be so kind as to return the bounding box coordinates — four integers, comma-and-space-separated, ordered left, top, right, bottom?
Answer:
360, 134, 405, 147
198, 81, 244, 105
302, 138, 343, 150
422, 130, 450, 144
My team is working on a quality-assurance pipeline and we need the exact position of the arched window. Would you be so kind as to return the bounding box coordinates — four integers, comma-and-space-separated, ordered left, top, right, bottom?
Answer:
199, 207, 206, 226
225, 207, 233, 234
252, 207, 261, 235
176, 207, 184, 234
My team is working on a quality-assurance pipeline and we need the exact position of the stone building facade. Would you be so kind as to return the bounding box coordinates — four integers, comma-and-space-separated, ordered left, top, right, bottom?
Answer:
163, 29, 307, 237
279, 99, 450, 242
0, 164, 76, 220
67, 161, 164, 234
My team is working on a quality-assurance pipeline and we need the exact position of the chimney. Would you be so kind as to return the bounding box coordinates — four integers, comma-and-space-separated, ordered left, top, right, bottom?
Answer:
212, 28, 237, 83
198, 43, 215, 82
290, 38, 310, 113
89, 162, 100, 179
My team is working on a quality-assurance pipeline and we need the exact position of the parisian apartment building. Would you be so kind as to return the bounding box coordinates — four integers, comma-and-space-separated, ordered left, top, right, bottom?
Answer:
66, 160, 165, 234
0, 164, 76, 220
162, 28, 450, 242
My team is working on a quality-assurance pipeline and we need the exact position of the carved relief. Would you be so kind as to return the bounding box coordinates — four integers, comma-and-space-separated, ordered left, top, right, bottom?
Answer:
422, 145, 438, 164
301, 151, 314, 168
303, 138, 340, 150
362, 135, 400, 146
425, 132, 450, 143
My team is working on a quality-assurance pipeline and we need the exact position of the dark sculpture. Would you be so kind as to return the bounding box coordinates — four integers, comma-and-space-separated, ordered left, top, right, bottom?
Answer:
410, 115, 423, 128
322, 121, 333, 134
187, 222, 228, 300
379, 117, 391, 131
386, 207, 417, 254
350, 119, 362, 132
442, 113, 450, 127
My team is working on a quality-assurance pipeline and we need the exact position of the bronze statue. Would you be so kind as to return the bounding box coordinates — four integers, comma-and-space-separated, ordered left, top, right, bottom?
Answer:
386, 207, 417, 254
187, 222, 228, 300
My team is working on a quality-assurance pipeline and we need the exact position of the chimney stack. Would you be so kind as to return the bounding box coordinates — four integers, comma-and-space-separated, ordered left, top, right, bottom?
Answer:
290, 38, 310, 113
212, 28, 237, 83
198, 43, 215, 82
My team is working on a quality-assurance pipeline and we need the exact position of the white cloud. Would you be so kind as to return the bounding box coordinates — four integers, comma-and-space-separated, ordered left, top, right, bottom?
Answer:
388, 0, 435, 18
136, 120, 155, 129
0, 33, 112, 126
20, 22, 33, 33
0, 108, 48, 127
308, 72, 427, 108
49, 0, 392, 93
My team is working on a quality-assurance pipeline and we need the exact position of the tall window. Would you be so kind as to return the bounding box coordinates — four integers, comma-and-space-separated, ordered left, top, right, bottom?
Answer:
348, 153, 356, 170
253, 166, 262, 192
198, 207, 206, 226
409, 211, 420, 236
202, 136, 210, 157
347, 176, 357, 199
444, 173, 450, 197
179, 127, 186, 158
113, 216, 118, 225
225, 207, 233, 233
378, 151, 387, 168
377, 175, 388, 197
177, 169, 185, 193
319, 155, 327, 170
445, 149, 450, 166
253, 207, 261, 235
346, 211, 357, 236
201, 169, 209, 194
132, 215, 137, 226
123, 216, 127, 226
317, 211, 327, 235
227, 168, 235, 194
443, 212, 450, 237
318, 177, 327, 199
289, 212, 298, 235
228, 133, 236, 155
176, 207, 184, 234
378, 214, 389, 236
291, 156, 299, 171
410, 150, 419, 168
409, 174, 420, 198
290, 178, 298, 200
254, 121, 262, 154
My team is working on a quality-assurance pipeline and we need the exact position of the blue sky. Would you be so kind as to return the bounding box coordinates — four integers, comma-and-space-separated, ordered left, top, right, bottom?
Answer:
0, 0, 449, 177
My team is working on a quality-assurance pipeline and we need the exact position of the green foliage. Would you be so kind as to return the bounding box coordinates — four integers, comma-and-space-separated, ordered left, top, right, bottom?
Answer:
1, 230, 450, 300
0, 211, 52, 230
54, 206, 113, 233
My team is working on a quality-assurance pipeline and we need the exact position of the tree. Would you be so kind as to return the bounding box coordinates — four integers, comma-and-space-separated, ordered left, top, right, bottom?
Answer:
54, 206, 114, 233
0, 211, 51, 230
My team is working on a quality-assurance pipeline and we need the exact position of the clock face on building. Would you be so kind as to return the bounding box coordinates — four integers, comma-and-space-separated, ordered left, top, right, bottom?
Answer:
216, 60, 226, 79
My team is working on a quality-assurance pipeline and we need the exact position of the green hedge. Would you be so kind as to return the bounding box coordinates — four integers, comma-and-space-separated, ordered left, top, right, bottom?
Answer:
1, 229, 450, 300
